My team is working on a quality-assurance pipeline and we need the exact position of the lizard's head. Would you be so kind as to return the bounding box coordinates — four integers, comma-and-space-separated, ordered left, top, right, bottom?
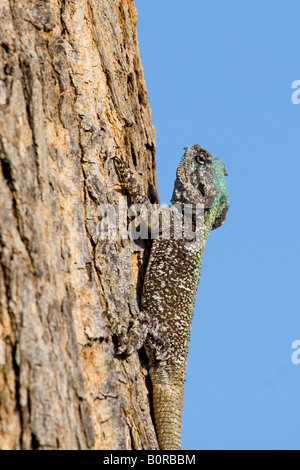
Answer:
171, 144, 229, 229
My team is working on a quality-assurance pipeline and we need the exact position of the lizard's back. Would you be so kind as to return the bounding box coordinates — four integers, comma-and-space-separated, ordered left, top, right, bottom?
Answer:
142, 236, 202, 383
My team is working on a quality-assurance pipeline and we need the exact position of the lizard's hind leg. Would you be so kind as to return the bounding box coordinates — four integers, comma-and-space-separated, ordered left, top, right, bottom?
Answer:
117, 312, 150, 356
117, 312, 172, 359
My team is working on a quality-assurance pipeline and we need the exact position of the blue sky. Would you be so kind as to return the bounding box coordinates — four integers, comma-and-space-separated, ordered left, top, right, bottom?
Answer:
135, 0, 300, 450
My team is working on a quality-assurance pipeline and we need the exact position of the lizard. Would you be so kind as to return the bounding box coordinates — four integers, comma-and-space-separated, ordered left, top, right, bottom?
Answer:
112, 144, 229, 450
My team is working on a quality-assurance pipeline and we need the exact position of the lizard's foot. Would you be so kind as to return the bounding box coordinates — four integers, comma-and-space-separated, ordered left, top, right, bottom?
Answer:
112, 153, 150, 206
104, 310, 149, 356
103, 310, 128, 352
112, 154, 131, 177
118, 314, 149, 356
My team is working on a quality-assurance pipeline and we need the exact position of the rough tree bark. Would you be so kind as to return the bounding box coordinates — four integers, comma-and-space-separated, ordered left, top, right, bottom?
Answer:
0, 0, 159, 450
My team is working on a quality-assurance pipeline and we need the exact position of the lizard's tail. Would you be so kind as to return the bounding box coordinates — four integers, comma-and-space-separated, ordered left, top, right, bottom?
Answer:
152, 382, 184, 450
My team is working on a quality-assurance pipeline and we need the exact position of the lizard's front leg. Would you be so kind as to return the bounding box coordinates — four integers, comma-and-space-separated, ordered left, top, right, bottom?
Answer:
109, 155, 153, 355
113, 155, 150, 206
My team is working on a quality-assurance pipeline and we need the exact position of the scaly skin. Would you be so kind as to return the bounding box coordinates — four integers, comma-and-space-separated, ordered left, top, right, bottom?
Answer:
113, 145, 229, 450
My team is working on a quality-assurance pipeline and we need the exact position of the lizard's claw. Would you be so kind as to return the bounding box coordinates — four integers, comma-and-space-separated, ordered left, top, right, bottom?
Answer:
112, 154, 129, 171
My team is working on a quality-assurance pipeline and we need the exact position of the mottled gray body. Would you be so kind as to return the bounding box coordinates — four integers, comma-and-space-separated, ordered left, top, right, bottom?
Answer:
113, 145, 229, 449
142, 237, 201, 384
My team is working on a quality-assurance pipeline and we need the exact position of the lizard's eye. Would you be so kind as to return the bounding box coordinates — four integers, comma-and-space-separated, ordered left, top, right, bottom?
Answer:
195, 153, 206, 165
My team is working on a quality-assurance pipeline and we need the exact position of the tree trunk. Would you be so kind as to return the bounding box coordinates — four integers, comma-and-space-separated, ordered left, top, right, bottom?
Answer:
0, 0, 158, 450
